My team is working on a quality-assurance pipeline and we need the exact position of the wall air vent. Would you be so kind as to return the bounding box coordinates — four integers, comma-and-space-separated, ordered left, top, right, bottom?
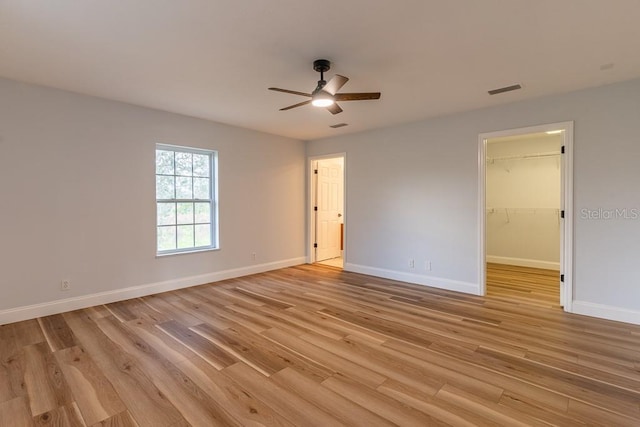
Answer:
488, 84, 522, 95
330, 123, 349, 128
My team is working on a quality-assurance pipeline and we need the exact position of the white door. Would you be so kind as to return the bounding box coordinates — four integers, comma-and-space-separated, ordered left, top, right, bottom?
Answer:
316, 159, 343, 261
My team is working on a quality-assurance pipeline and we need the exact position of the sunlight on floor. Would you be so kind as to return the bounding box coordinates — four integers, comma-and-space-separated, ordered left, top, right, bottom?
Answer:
317, 257, 343, 268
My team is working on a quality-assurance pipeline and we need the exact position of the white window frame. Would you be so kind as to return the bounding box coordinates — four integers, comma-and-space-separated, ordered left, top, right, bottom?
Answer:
155, 144, 219, 256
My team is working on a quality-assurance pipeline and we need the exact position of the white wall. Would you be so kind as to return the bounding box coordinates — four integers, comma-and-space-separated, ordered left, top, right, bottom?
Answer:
0, 78, 306, 323
307, 78, 640, 324
486, 135, 561, 269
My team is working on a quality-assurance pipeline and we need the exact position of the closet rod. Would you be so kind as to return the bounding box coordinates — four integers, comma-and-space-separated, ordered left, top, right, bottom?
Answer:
487, 151, 561, 162
486, 207, 560, 213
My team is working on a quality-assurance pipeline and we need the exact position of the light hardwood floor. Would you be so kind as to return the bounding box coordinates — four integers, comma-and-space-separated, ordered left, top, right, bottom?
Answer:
1, 264, 640, 426
486, 262, 561, 308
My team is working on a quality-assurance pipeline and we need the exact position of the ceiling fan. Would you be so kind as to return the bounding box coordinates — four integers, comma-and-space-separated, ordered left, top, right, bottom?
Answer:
269, 59, 381, 115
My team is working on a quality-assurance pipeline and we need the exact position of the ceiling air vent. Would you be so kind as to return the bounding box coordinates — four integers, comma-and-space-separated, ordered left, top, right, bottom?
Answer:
330, 123, 349, 128
488, 84, 522, 95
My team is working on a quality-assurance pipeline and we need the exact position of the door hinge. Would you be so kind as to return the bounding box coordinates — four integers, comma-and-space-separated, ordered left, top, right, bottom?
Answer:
314, 206, 318, 211
314, 169, 318, 174
560, 274, 565, 282
561, 210, 565, 218
313, 243, 318, 248
561, 145, 565, 154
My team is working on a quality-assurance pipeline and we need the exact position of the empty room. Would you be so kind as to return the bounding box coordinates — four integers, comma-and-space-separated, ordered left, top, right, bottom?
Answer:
2, 1, 640, 426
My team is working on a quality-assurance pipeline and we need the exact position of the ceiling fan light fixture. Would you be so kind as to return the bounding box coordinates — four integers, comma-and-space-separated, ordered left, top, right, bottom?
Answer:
268, 59, 380, 114
311, 91, 334, 107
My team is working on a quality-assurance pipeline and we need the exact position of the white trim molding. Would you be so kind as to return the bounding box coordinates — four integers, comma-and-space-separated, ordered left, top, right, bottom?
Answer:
345, 263, 480, 295
478, 121, 574, 312
0, 257, 305, 325
572, 301, 640, 326
486, 256, 560, 271
307, 153, 347, 264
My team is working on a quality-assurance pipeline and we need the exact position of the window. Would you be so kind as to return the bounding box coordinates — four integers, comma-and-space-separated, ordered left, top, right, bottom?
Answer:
155, 144, 218, 255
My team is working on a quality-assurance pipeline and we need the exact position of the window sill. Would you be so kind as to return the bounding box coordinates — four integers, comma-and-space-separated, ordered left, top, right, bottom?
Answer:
156, 247, 220, 258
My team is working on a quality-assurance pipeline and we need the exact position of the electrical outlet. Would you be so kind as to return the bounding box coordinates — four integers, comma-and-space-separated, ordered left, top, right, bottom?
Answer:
61, 280, 71, 291
425, 260, 432, 271
408, 258, 415, 269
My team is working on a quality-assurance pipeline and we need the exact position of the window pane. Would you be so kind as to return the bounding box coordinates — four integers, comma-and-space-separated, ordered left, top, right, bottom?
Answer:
177, 202, 193, 225
156, 146, 216, 254
176, 177, 193, 199
177, 225, 194, 248
193, 154, 210, 177
175, 152, 192, 176
195, 224, 211, 247
193, 178, 209, 199
157, 226, 176, 251
156, 176, 175, 199
194, 202, 210, 223
156, 150, 174, 175
157, 202, 176, 226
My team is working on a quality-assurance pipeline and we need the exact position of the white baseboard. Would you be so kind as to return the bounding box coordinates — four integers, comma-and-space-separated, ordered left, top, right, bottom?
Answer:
571, 300, 640, 326
487, 255, 560, 271
344, 263, 480, 295
0, 257, 305, 325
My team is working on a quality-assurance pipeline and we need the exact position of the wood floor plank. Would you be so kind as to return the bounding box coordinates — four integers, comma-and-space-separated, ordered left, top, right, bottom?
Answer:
156, 320, 238, 370
322, 374, 449, 426
105, 298, 170, 324
377, 379, 498, 427
92, 410, 139, 427
0, 396, 34, 427
300, 332, 444, 397
0, 324, 26, 403
474, 346, 640, 418
262, 327, 386, 388
175, 356, 296, 426
193, 322, 332, 380
271, 367, 394, 426
33, 403, 86, 427
436, 384, 549, 427
162, 296, 232, 331
62, 311, 187, 427
55, 346, 126, 425
124, 319, 199, 365
23, 342, 74, 416
38, 314, 77, 352
1, 264, 639, 426
95, 316, 242, 427
498, 391, 586, 427
13, 319, 46, 348
139, 295, 202, 327
221, 362, 344, 427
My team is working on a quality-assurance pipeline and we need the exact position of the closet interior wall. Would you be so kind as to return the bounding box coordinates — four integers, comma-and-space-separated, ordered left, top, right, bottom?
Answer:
486, 133, 562, 270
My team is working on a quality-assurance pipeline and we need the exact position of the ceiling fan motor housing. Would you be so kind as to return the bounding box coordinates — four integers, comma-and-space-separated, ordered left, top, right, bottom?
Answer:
313, 59, 331, 73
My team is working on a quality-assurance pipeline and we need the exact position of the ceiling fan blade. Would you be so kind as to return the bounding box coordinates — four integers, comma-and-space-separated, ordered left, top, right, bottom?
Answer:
335, 92, 381, 101
269, 87, 312, 97
322, 74, 349, 95
326, 103, 343, 115
280, 100, 312, 111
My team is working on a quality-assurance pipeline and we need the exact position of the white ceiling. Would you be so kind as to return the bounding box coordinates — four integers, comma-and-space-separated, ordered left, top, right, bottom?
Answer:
2, 1, 640, 141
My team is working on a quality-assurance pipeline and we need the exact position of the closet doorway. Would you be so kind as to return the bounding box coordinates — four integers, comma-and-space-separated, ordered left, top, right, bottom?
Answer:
479, 122, 573, 311
309, 154, 345, 268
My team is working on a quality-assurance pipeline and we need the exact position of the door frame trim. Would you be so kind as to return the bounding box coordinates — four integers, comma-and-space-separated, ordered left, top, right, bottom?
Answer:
478, 122, 574, 311
307, 153, 347, 264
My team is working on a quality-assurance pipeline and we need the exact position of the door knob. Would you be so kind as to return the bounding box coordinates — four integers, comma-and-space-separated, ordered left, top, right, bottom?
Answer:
338, 213, 342, 217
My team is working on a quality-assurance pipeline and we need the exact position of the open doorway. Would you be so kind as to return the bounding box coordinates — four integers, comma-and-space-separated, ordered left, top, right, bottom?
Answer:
309, 154, 345, 268
479, 122, 573, 311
